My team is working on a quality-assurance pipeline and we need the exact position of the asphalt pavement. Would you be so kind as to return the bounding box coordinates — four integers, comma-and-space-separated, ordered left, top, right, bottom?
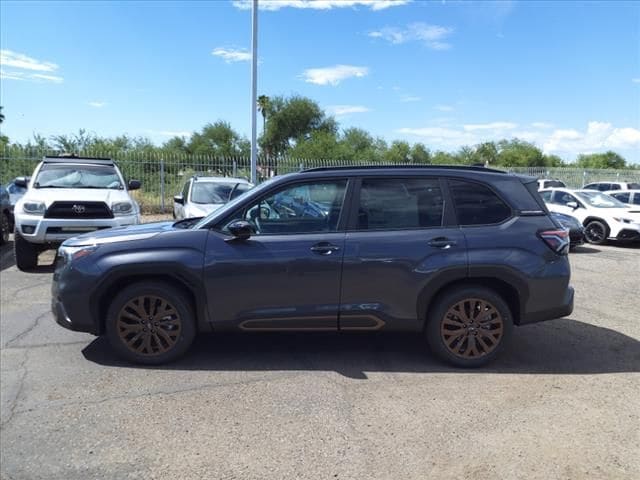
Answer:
1, 240, 639, 479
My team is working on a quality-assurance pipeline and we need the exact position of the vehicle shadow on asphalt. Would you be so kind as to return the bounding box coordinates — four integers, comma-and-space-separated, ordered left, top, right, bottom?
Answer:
571, 246, 600, 254
0, 241, 15, 271
82, 318, 640, 378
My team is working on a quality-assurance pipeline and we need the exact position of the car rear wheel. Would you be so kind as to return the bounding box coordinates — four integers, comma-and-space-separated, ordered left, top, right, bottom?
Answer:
426, 286, 513, 368
584, 220, 609, 245
105, 282, 196, 365
14, 231, 39, 270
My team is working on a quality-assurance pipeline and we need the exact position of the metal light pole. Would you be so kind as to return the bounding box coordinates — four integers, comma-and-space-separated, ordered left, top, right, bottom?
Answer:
250, 0, 258, 184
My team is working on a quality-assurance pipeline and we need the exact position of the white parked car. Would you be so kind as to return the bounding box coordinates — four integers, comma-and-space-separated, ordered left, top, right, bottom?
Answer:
173, 176, 252, 220
606, 189, 640, 206
539, 188, 640, 245
582, 181, 640, 192
13, 156, 141, 270
537, 178, 566, 190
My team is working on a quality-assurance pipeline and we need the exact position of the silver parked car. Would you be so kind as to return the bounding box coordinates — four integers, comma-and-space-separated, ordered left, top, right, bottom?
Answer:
173, 176, 252, 220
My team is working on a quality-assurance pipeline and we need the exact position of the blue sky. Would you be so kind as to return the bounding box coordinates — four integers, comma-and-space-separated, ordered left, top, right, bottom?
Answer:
1, 0, 639, 162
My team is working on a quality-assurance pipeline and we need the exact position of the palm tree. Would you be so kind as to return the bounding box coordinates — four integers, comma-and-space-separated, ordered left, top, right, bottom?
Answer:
256, 95, 270, 134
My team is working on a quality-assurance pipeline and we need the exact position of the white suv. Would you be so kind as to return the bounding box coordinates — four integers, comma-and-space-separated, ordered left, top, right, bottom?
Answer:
583, 181, 640, 192
13, 156, 141, 270
539, 188, 640, 245
173, 176, 252, 220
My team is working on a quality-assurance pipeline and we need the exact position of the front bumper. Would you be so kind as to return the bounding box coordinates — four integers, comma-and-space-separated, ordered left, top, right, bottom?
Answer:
51, 261, 101, 335
16, 213, 140, 244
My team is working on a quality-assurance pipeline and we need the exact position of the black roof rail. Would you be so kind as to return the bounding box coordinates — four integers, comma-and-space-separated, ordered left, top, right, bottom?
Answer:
43, 155, 114, 165
301, 164, 507, 174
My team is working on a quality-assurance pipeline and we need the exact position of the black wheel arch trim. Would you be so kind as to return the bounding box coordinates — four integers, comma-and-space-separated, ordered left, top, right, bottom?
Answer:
417, 265, 527, 327
90, 263, 211, 335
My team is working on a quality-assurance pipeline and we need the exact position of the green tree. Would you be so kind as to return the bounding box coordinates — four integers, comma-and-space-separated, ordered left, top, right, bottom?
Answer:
384, 140, 411, 163
575, 151, 626, 169
494, 139, 546, 167
261, 95, 337, 156
188, 121, 250, 157
410, 143, 431, 164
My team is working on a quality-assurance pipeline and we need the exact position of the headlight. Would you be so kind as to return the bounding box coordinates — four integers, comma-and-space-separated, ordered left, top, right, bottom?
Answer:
57, 245, 98, 264
112, 202, 133, 216
23, 201, 46, 215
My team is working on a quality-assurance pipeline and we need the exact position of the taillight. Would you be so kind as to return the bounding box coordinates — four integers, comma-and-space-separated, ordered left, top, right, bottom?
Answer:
539, 228, 570, 254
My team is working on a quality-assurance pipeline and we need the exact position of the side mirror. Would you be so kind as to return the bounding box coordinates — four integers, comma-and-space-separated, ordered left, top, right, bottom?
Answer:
566, 201, 579, 210
128, 179, 141, 190
14, 177, 28, 188
173, 195, 184, 205
226, 220, 253, 241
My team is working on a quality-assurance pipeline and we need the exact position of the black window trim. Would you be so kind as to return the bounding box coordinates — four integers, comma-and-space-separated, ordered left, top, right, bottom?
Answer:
344, 175, 451, 232
445, 177, 514, 228
212, 177, 354, 236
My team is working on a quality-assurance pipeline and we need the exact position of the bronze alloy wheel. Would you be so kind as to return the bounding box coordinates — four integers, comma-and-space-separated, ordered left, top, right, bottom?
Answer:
117, 295, 182, 356
440, 298, 504, 359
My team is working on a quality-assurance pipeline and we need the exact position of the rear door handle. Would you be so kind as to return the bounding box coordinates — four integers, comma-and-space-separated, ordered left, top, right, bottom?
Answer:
428, 237, 457, 249
310, 242, 341, 255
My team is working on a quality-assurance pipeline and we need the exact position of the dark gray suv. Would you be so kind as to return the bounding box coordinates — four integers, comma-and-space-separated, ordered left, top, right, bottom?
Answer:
52, 166, 574, 367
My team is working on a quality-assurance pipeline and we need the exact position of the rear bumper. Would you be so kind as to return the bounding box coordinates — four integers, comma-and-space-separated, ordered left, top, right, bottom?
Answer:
520, 286, 574, 325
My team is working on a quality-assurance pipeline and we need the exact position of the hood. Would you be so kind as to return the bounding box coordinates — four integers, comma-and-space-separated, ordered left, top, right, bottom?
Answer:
19, 188, 130, 207
62, 221, 175, 247
185, 203, 223, 217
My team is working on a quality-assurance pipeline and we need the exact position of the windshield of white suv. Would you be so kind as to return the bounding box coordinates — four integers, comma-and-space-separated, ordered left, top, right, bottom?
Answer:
575, 191, 629, 208
191, 182, 240, 204
34, 164, 123, 189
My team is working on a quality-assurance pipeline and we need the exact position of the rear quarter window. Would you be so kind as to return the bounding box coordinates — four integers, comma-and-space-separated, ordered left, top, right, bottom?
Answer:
449, 179, 512, 226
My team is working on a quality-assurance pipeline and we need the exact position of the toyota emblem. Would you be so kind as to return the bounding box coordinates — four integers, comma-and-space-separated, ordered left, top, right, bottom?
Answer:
72, 204, 86, 214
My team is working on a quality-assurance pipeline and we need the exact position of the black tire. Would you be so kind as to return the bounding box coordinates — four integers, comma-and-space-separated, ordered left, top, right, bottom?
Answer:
584, 220, 609, 245
426, 286, 513, 368
14, 231, 39, 270
0, 212, 9, 245
105, 281, 196, 365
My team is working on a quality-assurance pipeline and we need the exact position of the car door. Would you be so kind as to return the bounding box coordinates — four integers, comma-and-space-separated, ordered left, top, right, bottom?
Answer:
339, 176, 467, 331
550, 190, 584, 216
203, 178, 351, 330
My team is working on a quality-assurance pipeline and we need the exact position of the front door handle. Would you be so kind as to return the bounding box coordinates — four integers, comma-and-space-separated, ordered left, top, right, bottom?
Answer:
428, 237, 457, 249
310, 242, 341, 255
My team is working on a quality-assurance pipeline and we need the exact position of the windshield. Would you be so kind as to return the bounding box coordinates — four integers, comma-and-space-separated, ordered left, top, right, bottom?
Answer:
191, 182, 241, 204
192, 176, 280, 229
34, 164, 123, 189
575, 191, 629, 208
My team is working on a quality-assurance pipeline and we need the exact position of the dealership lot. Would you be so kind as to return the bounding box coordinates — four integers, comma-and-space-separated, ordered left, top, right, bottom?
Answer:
0, 240, 638, 479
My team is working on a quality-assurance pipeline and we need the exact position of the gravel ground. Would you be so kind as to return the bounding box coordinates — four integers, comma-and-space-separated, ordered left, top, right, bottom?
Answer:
0, 238, 638, 480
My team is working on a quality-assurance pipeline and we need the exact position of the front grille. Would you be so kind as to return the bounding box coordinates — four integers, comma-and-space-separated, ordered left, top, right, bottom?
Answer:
44, 201, 113, 219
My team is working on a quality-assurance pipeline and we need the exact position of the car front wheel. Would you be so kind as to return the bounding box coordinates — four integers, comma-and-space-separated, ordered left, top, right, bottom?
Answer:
0, 212, 9, 245
584, 220, 609, 245
105, 282, 196, 365
426, 286, 513, 368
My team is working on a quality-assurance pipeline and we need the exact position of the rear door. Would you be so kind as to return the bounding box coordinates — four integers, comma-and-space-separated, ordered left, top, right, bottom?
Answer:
339, 176, 467, 331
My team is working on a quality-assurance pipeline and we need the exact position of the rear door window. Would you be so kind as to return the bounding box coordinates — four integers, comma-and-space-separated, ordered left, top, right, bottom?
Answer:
449, 180, 511, 225
356, 178, 444, 230
539, 190, 552, 202
612, 192, 630, 203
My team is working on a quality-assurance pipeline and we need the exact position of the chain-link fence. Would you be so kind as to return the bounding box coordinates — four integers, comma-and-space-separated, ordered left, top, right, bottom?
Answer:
2, 151, 639, 213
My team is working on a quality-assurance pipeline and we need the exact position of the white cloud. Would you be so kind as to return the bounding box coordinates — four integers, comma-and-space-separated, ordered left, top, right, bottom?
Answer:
400, 95, 422, 103
326, 105, 370, 116
233, 0, 410, 11
435, 104, 454, 112
0, 49, 58, 72
147, 130, 192, 138
301, 64, 369, 86
88, 101, 107, 108
531, 122, 554, 129
0, 50, 63, 83
368, 22, 454, 50
212, 47, 252, 63
0, 69, 63, 83
544, 121, 640, 153
463, 122, 517, 131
